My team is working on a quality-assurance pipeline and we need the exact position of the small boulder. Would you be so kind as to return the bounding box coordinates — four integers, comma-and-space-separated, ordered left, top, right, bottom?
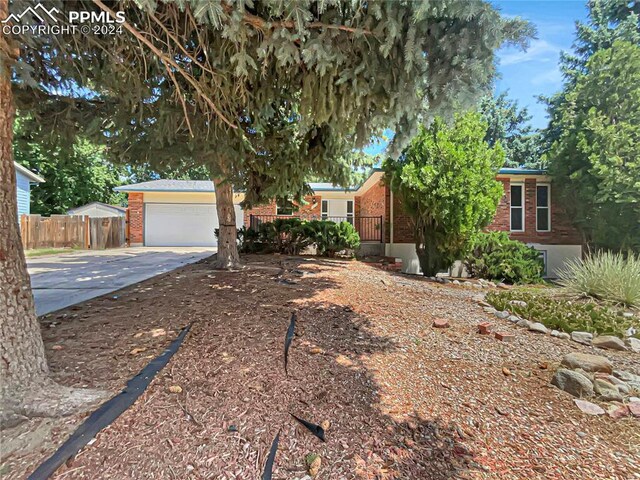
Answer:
573, 399, 605, 415
516, 319, 531, 328
603, 375, 630, 394
508, 300, 528, 308
607, 404, 629, 420
495, 310, 510, 319
483, 307, 497, 314
508, 315, 520, 323
592, 335, 627, 351
433, 318, 450, 329
561, 352, 613, 374
551, 369, 594, 397
529, 322, 548, 334
626, 337, 640, 353
613, 370, 640, 383
558, 332, 571, 340
571, 331, 593, 345
594, 379, 623, 402
629, 402, 640, 417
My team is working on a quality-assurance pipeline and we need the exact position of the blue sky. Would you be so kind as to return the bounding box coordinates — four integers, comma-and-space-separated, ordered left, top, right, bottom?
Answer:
364, 1, 589, 155
495, 1, 589, 129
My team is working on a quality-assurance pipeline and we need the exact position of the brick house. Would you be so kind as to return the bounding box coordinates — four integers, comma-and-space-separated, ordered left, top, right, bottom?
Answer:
117, 168, 582, 277
245, 168, 583, 277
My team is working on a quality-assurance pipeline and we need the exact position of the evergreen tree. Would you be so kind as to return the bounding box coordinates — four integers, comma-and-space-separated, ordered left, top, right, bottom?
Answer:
548, 41, 640, 251
479, 92, 542, 168
543, 0, 640, 250
2, 0, 532, 422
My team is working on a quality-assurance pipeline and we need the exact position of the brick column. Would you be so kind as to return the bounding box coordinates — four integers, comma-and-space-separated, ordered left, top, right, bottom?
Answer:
128, 192, 144, 246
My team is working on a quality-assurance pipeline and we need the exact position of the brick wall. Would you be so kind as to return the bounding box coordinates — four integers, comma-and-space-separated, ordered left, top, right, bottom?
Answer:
377, 176, 582, 245
128, 192, 144, 245
243, 195, 321, 227
392, 193, 416, 243
357, 180, 386, 217
487, 177, 582, 245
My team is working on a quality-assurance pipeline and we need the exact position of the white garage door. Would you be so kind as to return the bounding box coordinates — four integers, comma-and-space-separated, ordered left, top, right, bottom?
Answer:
145, 203, 244, 247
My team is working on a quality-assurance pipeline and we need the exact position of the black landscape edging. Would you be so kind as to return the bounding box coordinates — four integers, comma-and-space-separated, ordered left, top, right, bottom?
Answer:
28, 324, 191, 480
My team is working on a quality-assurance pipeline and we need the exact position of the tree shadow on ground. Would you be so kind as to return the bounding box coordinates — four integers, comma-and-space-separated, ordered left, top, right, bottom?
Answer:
6, 253, 474, 479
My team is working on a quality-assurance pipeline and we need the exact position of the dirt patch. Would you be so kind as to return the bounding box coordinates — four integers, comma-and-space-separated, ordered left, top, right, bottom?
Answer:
2, 254, 639, 479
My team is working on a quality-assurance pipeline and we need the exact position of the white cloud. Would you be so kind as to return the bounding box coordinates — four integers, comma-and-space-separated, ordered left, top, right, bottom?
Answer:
499, 39, 561, 66
531, 66, 563, 86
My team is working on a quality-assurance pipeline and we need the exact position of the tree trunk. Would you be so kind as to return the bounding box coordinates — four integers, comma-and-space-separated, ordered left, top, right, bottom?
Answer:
414, 221, 445, 277
1, 6, 105, 427
212, 176, 241, 269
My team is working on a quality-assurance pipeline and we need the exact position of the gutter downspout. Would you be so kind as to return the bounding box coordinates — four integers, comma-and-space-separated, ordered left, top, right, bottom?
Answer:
389, 189, 394, 246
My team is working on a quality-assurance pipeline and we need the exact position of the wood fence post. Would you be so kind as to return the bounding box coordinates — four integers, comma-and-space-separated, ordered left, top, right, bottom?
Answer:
85, 215, 90, 249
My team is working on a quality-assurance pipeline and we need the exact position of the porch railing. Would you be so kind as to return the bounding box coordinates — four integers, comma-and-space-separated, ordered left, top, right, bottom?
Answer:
248, 214, 384, 243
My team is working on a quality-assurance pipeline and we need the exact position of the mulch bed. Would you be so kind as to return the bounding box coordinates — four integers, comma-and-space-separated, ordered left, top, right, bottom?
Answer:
2, 254, 639, 479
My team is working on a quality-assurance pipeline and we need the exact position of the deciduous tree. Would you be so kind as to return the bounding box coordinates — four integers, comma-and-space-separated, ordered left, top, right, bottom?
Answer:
384, 113, 505, 276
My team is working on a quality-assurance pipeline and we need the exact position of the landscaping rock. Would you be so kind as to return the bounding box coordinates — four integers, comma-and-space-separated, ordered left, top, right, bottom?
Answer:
433, 318, 450, 329
594, 379, 623, 402
494, 311, 510, 319
573, 399, 605, 415
478, 322, 493, 334
570, 331, 593, 345
629, 402, 640, 417
625, 337, 640, 353
613, 370, 640, 383
508, 300, 528, 308
603, 375, 631, 395
592, 335, 627, 351
561, 353, 613, 374
483, 306, 497, 314
508, 315, 520, 323
528, 322, 548, 334
495, 332, 515, 342
551, 330, 571, 340
629, 397, 640, 402
497, 282, 510, 290
607, 404, 629, 419
551, 369, 594, 398
516, 319, 531, 328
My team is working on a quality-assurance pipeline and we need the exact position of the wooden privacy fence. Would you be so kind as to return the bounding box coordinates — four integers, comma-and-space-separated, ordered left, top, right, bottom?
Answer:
20, 214, 127, 250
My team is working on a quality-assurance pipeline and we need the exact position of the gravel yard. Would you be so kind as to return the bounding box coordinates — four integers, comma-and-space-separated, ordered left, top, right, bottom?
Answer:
2, 254, 639, 479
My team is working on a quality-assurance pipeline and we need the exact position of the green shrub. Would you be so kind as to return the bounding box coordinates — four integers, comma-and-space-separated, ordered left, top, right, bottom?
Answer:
307, 220, 361, 257
242, 219, 360, 257
463, 231, 544, 284
486, 289, 638, 338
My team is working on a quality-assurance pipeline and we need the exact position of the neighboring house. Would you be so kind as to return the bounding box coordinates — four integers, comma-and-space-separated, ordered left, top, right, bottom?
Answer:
117, 168, 582, 276
14, 162, 45, 218
68, 202, 127, 218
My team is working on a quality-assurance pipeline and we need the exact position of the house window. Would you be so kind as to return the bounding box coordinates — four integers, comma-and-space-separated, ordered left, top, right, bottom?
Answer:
346, 200, 354, 224
510, 184, 524, 232
276, 197, 294, 216
321, 200, 328, 220
536, 184, 550, 232
538, 250, 548, 277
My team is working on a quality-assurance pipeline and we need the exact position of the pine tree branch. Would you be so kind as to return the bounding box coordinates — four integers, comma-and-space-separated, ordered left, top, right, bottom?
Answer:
92, 0, 236, 130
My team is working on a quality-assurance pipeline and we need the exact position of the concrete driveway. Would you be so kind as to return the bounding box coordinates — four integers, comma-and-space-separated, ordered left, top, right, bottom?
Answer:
27, 247, 216, 315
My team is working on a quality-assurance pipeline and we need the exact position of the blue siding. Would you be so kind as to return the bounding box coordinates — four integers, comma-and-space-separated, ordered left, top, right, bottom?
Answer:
16, 170, 31, 218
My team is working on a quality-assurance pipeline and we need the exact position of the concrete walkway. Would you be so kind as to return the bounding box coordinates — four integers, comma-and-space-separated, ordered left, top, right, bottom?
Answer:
27, 247, 215, 315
